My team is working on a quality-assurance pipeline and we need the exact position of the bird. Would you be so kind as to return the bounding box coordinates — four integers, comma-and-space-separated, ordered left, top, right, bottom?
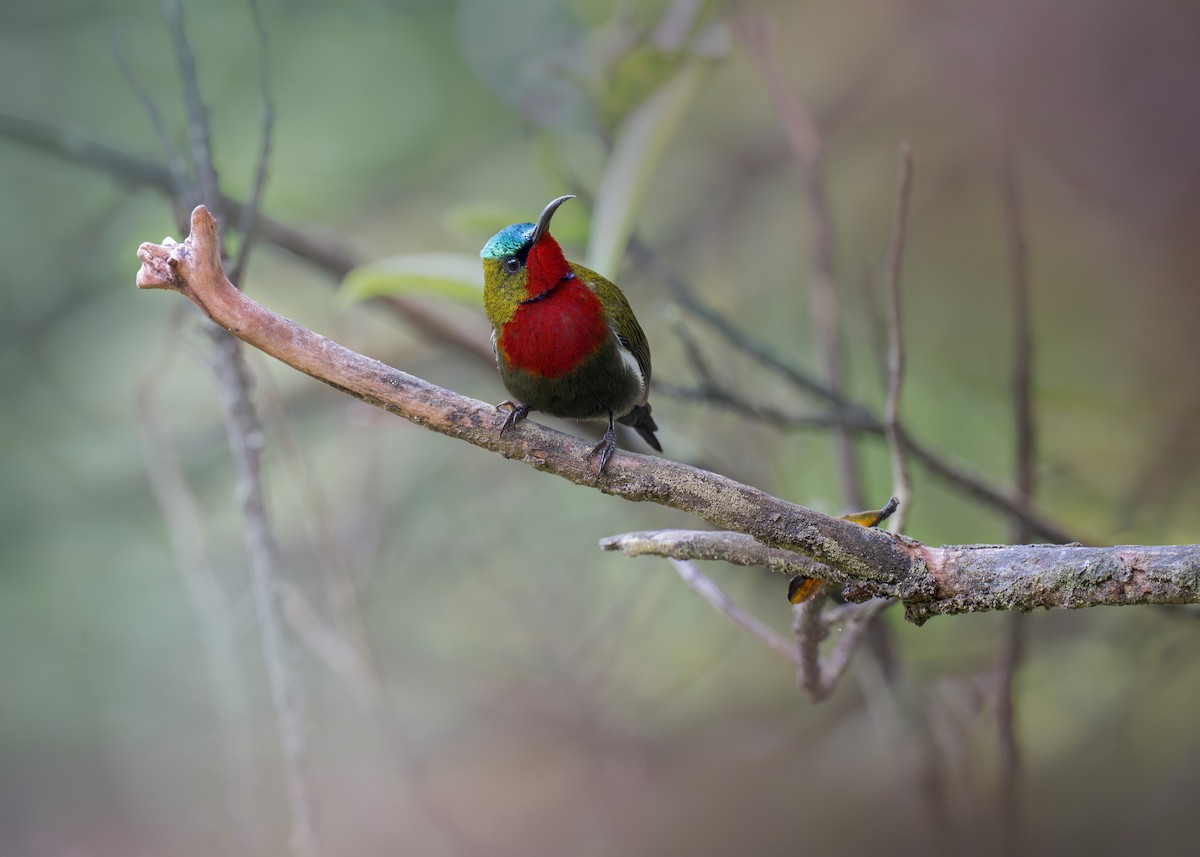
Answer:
480, 194, 660, 474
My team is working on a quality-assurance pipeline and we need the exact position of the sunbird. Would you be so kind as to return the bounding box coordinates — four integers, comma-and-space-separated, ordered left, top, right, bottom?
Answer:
480, 195, 660, 473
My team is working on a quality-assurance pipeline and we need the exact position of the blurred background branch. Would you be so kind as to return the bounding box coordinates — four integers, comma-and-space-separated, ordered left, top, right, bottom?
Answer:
138, 2, 318, 854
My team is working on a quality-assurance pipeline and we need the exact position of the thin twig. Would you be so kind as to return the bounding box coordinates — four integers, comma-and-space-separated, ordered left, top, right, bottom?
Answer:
664, 271, 845, 404
671, 315, 720, 391
670, 560, 801, 666
111, 36, 189, 209
737, 9, 864, 509
883, 142, 915, 532
161, 0, 222, 221
230, 0, 273, 286
655, 382, 878, 432
668, 319, 876, 430
821, 598, 896, 630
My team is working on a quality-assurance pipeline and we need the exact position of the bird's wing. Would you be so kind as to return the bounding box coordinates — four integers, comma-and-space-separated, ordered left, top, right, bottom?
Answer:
571, 262, 652, 402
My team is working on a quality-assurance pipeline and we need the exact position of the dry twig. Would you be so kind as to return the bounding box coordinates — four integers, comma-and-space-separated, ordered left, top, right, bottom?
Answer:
670, 560, 800, 666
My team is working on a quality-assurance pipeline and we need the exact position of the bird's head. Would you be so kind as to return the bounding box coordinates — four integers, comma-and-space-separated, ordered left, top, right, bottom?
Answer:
481, 194, 574, 326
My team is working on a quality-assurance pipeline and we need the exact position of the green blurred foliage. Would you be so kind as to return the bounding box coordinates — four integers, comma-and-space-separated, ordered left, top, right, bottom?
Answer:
2, 1, 1200, 856
338, 252, 483, 306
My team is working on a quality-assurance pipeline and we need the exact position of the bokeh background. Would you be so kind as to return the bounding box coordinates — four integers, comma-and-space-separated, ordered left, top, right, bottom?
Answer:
2, 1, 1200, 855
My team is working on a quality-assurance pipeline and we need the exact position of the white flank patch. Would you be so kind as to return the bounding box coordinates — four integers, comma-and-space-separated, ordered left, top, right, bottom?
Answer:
613, 330, 648, 398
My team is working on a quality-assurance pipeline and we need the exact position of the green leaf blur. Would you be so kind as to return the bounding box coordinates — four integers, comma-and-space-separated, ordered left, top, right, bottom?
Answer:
339, 253, 483, 306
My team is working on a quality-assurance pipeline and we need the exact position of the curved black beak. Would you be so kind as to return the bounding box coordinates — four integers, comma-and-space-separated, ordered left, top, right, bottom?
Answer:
530, 194, 575, 246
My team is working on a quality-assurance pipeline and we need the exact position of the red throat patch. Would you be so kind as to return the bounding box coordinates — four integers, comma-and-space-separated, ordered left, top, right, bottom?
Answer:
498, 276, 609, 378
524, 235, 570, 299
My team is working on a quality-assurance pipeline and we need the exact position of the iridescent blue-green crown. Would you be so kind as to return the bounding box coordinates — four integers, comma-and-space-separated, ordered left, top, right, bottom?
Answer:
481, 223, 534, 259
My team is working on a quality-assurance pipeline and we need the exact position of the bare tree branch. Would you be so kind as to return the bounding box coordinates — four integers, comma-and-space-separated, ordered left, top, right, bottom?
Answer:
137, 207, 920, 582
600, 528, 1200, 622
136, 207, 1200, 623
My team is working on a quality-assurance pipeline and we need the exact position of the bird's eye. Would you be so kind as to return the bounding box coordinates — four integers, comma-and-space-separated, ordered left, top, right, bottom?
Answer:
504, 258, 522, 274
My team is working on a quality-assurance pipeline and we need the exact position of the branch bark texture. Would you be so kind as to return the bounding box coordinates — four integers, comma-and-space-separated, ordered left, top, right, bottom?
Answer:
137, 206, 1200, 624
601, 530, 1200, 623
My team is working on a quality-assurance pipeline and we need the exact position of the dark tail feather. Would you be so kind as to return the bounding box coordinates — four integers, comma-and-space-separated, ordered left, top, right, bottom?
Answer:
619, 403, 662, 452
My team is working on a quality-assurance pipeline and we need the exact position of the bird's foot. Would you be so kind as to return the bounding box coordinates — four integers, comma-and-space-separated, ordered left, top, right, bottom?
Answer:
495, 400, 531, 436
587, 422, 618, 477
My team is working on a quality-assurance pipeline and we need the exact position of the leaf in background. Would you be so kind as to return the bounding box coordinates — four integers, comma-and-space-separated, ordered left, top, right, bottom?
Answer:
586, 60, 708, 277
337, 253, 483, 307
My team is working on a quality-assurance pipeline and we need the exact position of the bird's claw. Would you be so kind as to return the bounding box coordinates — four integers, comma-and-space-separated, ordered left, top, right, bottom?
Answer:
587, 425, 618, 477
495, 400, 531, 436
